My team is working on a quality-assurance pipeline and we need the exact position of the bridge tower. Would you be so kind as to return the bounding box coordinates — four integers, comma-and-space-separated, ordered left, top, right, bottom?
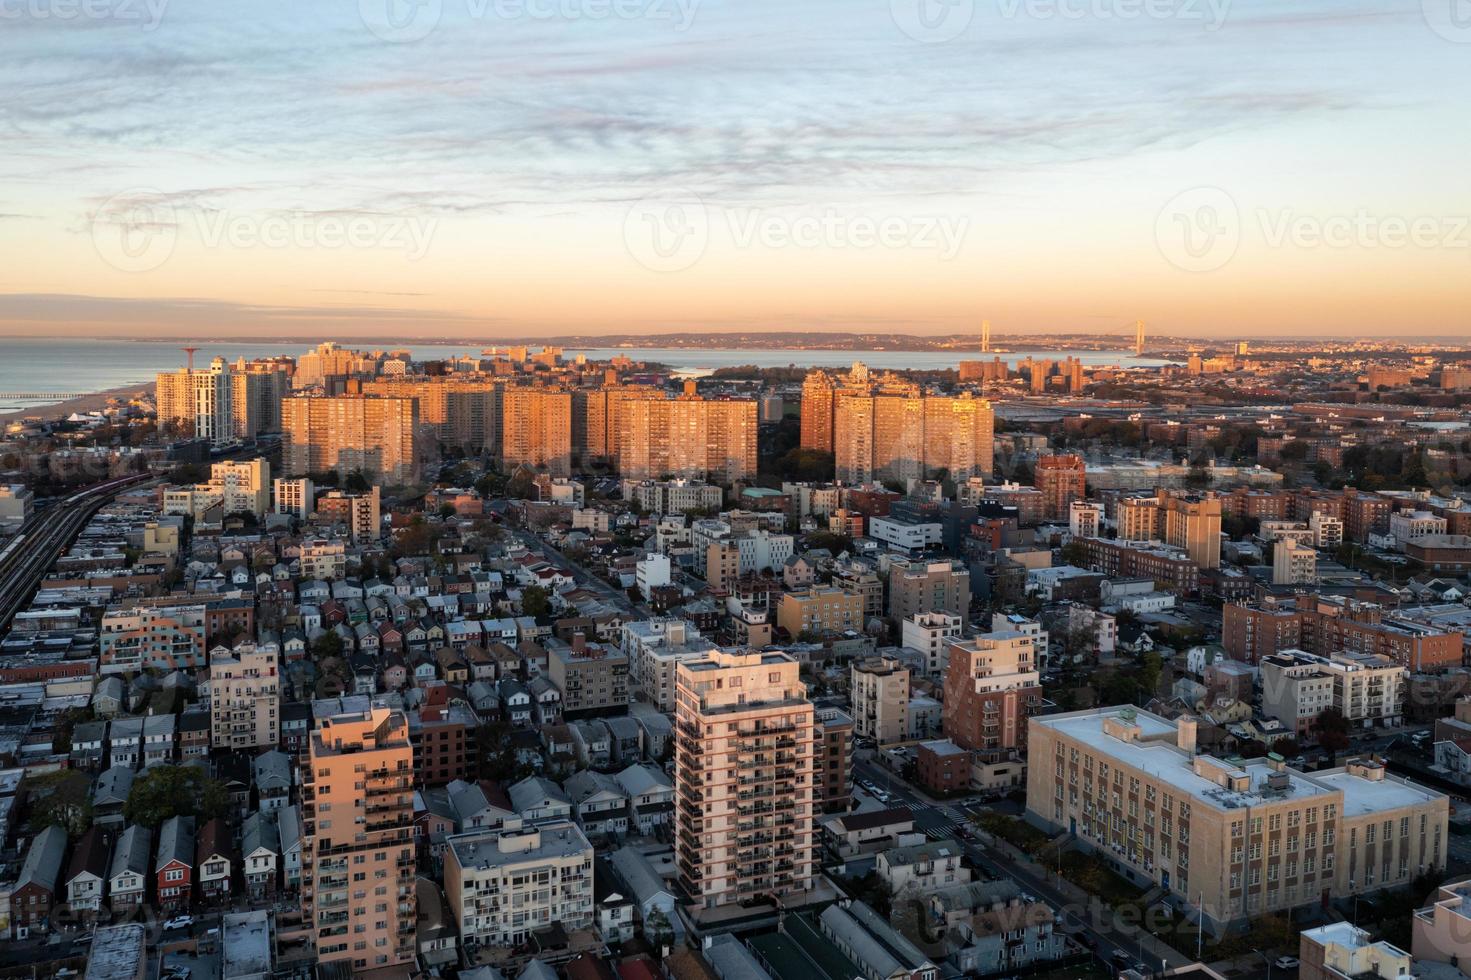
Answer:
981, 320, 991, 354
1134, 320, 1145, 357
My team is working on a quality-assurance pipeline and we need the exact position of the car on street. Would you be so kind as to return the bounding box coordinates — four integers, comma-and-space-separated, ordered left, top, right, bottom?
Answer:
1275, 957, 1300, 970
163, 916, 193, 932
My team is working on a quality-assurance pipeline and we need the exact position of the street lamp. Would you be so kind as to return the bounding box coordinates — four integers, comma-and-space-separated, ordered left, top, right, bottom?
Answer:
1254, 948, 1272, 980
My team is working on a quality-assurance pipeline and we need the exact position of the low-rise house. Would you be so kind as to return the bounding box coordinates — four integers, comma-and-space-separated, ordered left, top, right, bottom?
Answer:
877, 838, 971, 897
196, 817, 232, 904
142, 713, 177, 765
565, 770, 630, 839
500, 678, 533, 727
508, 775, 573, 824
594, 856, 637, 943
71, 720, 108, 771
14, 825, 68, 936
572, 720, 612, 768
608, 845, 683, 945
602, 716, 643, 765
92, 677, 126, 717
65, 825, 111, 920
278, 803, 303, 890
530, 675, 562, 725
109, 716, 144, 769
253, 750, 292, 812
822, 807, 917, 857
614, 763, 674, 836
241, 810, 279, 899
108, 824, 151, 913
92, 765, 135, 829
155, 815, 195, 910
178, 710, 211, 759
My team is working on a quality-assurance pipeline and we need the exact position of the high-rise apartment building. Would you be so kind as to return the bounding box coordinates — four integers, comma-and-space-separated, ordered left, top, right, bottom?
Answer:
301, 705, 417, 972
800, 370, 838, 452
361, 375, 503, 454
942, 632, 1044, 752
1027, 706, 1447, 932
157, 357, 286, 442
674, 651, 817, 912
617, 391, 758, 484
156, 360, 233, 445
282, 395, 420, 485
834, 390, 994, 484
1034, 454, 1086, 521
814, 707, 854, 814
1112, 491, 1223, 569
209, 643, 280, 750
501, 386, 573, 476
850, 656, 910, 744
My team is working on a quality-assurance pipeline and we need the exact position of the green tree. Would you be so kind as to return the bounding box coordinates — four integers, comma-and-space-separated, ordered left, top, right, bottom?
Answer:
123, 765, 229, 828
1315, 706, 1352, 753
311, 630, 345, 661
26, 770, 93, 838
520, 584, 552, 618
344, 470, 372, 492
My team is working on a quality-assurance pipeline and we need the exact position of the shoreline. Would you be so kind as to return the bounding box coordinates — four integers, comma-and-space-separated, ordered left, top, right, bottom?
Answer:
1, 382, 152, 421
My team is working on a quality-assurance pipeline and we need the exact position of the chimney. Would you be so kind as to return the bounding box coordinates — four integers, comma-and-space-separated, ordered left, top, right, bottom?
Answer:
572, 631, 586, 653
1177, 715, 1198, 755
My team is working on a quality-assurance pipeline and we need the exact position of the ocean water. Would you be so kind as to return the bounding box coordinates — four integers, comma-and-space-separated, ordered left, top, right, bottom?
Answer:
0, 337, 1169, 413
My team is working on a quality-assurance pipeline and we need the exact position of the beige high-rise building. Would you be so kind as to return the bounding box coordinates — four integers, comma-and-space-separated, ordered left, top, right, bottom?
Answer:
1027, 706, 1447, 932
1273, 538, 1318, 585
444, 821, 594, 948
282, 395, 420, 485
833, 389, 993, 485
501, 386, 573, 476
361, 375, 503, 454
302, 705, 417, 972
887, 557, 970, 626
229, 360, 288, 437
1161, 491, 1223, 570
851, 656, 910, 744
209, 644, 280, 750
800, 370, 837, 452
674, 651, 817, 912
156, 361, 233, 444
617, 392, 758, 484
1113, 491, 1223, 569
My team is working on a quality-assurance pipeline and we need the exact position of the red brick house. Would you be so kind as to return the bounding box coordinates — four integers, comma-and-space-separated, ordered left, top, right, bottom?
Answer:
155, 815, 195, 910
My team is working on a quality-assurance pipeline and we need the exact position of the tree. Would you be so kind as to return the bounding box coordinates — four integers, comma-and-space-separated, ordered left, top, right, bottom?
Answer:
26, 770, 93, 838
311, 630, 344, 662
803, 531, 852, 555
520, 584, 552, 618
344, 469, 372, 492
1315, 706, 1352, 753
123, 765, 229, 828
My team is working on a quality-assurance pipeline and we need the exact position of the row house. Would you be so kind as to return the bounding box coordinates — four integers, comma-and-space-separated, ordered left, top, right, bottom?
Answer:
156, 815, 195, 911
197, 818, 232, 905
615, 763, 675, 836
14, 826, 67, 937
64, 826, 111, 921
565, 770, 630, 838
108, 825, 151, 913
241, 810, 280, 900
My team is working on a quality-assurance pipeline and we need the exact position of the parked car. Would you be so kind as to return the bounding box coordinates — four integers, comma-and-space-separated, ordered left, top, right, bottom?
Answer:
163, 916, 193, 932
1275, 957, 1300, 970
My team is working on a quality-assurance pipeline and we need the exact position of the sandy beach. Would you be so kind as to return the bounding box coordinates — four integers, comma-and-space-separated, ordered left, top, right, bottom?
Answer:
1, 382, 152, 420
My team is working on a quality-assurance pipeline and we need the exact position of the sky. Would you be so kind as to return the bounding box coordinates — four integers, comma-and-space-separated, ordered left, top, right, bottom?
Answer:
1, 0, 1469, 341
